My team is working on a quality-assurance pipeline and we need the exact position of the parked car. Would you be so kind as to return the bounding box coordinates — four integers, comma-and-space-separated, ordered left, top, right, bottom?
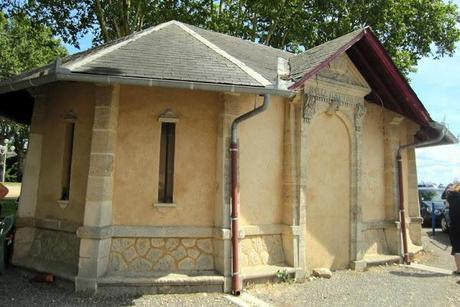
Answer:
418, 187, 447, 229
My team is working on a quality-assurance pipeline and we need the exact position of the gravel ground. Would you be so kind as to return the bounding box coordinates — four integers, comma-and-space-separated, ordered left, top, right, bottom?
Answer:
0, 268, 235, 307
248, 265, 460, 306
248, 228, 460, 306
0, 228, 458, 306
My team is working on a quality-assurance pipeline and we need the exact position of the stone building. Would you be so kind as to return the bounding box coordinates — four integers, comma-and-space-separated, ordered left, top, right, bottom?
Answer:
0, 21, 456, 293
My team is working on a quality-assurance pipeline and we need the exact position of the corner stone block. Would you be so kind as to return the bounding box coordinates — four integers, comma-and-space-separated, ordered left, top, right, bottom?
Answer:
83, 201, 112, 226
88, 154, 115, 177
89, 130, 116, 154
85, 176, 114, 203
79, 238, 111, 259
93, 106, 118, 130
351, 260, 367, 272
75, 277, 98, 294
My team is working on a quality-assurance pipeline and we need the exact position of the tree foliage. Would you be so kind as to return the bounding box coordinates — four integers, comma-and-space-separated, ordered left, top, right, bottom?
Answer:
0, 12, 67, 78
3, 0, 459, 75
0, 12, 66, 181
0, 120, 29, 182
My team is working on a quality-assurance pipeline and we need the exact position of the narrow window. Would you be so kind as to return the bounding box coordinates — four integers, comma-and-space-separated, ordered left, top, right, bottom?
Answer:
61, 122, 75, 200
158, 122, 176, 203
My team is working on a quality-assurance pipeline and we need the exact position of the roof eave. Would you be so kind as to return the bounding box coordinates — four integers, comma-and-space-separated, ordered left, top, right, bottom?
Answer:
416, 121, 459, 147
0, 71, 294, 97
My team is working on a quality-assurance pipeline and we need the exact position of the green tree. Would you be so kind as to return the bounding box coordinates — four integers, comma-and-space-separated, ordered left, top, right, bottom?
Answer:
0, 12, 66, 181
3, 1, 459, 75
0, 12, 67, 78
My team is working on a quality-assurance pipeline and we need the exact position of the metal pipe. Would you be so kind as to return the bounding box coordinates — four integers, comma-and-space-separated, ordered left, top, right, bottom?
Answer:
397, 124, 447, 264
230, 94, 270, 295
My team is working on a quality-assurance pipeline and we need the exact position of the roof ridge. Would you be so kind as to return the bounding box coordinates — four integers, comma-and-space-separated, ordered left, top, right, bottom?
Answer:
64, 20, 177, 71
175, 21, 272, 87
182, 22, 293, 56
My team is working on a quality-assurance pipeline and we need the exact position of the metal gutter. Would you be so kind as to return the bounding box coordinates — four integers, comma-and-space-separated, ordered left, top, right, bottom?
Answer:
397, 123, 448, 264
0, 70, 294, 97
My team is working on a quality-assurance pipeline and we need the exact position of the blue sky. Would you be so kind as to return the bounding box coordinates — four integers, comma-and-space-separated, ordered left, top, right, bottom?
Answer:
65, 8, 460, 185
409, 0, 460, 185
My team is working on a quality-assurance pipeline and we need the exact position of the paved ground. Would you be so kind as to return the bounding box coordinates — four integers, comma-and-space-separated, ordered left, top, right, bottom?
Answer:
0, 228, 458, 306
4, 182, 21, 199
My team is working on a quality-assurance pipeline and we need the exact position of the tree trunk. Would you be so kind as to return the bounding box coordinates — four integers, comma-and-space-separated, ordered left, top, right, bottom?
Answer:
94, 0, 110, 42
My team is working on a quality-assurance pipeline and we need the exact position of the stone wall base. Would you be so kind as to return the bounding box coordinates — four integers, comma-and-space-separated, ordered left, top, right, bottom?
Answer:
13, 256, 77, 281
12, 226, 79, 280
108, 237, 215, 274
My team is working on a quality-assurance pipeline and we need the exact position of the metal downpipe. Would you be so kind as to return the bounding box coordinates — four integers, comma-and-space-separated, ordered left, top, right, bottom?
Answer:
397, 125, 447, 264
230, 94, 270, 295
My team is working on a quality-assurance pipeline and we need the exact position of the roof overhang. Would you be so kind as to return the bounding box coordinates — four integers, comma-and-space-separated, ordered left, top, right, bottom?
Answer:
0, 65, 294, 97
0, 66, 294, 125
0, 90, 34, 124
416, 121, 458, 147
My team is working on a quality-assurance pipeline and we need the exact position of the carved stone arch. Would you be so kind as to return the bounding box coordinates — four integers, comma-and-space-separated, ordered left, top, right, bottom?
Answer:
334, 110, 354, 144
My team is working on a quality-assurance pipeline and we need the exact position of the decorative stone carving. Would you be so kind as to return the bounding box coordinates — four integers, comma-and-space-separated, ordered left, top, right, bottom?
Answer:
354, 103, 367, 132
158, 108, 179, 123
326, 97, 341, 115
304, 87, 365, 109
303, 93, 317, 123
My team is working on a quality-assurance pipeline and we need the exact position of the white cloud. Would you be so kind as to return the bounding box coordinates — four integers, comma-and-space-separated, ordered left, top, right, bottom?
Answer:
416, 144, 460, 184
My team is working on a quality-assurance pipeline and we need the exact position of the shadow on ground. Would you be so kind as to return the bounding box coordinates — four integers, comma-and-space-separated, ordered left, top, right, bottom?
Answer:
0, 267, 144, 307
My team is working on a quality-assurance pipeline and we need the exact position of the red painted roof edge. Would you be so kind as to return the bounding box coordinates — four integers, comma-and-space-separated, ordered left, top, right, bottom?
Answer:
288, 30, 366, 90
289, 27, 432, 127
362, 31, 431, 126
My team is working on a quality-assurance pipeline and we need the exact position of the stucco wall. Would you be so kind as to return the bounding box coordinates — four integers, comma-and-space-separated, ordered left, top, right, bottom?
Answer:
305, 112, 351, 270
35, 82, 95, 224
112, 86, 220, 226
362, 104, 386, 221
239, 95, 285, 226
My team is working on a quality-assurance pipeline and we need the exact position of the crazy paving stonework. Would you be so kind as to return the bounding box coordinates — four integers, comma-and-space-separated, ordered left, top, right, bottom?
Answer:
240, 235, 285, 267
29, 229, 80, 266
108, 237, 214, 274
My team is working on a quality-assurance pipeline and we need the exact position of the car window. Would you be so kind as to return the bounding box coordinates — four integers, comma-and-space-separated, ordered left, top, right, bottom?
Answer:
419, 189, 443, 202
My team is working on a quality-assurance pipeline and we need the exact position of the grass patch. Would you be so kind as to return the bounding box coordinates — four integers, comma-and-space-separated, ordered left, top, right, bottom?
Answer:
0, 199, 18, 217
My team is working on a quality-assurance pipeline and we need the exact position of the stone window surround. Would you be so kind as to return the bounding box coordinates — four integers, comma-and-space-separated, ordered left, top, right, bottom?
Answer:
56, 110, 78, 208
155, 108, 179, 207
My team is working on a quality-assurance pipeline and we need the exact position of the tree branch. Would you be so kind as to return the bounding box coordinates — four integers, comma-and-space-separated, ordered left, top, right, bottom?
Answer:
94, 0, 110, 42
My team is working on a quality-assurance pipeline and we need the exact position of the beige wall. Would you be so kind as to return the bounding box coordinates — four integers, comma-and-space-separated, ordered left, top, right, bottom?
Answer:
305, 111, 351, 270
239, 95, 285, 226
362, 104, 386, 221
35, 82, 95, 224
112, 86, 220, 226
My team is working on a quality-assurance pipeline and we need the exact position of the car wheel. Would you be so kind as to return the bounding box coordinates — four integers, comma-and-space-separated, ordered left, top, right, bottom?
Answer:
441, 216, 449, 233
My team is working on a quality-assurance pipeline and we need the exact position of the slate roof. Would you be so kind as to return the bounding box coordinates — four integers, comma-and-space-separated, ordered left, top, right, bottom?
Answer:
67, 23, 264, 87
0, 21, 367, 91
2, 20, 294, 89
185, 24, 293, 84
289, 28, 365, 82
